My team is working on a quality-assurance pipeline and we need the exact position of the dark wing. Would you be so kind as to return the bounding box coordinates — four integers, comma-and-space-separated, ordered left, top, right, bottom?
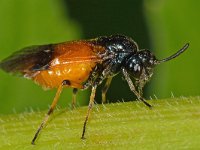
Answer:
0, 44, 54, 75
0, 41, 106, 76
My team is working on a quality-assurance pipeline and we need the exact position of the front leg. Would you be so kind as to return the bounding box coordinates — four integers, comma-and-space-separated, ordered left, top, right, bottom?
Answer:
136, 69, 151, 97
122, 69, 152, 108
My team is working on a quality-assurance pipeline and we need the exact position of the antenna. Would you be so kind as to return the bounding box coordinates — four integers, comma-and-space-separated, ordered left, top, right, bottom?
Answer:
156, 43, 189, 64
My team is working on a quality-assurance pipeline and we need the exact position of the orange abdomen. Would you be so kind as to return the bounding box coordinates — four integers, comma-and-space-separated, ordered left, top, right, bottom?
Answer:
33, 62, 96, 89
32, 41, 104, 89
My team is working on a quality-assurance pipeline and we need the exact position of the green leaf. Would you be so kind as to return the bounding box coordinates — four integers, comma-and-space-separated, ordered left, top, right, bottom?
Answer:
0, 97, 200, 149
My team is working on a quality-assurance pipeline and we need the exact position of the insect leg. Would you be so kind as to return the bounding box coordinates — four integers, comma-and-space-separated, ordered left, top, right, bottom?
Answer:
122, 69, 152, 108
137, 69, 151, 97
102, 77, 112, 103
72, 88, 78, 109
31, 80, 71, 145
81, 86, 97, 139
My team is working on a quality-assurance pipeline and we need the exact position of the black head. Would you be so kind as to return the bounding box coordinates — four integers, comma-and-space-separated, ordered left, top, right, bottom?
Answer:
124, 43, 189, 80
124, 49, 157, 79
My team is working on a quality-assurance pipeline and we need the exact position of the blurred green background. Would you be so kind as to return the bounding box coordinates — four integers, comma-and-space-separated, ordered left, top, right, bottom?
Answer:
0, 0, 199, 114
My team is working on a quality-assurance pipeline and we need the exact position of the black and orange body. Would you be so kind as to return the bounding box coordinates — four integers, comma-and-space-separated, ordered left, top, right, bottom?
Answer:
33, 41, 105, 89
0, 41, 104, 89
0, 36, 139, 90
0, 35, 189, 144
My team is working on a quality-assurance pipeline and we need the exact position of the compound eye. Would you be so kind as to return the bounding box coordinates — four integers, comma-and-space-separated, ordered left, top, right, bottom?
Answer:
132, 63, 142, 78
126, 58, 143, 79
134, 63, 141, 71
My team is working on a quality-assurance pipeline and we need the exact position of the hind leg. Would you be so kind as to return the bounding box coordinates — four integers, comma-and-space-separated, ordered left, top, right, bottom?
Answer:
71, 88, 78, 109
31, 80, 83, 144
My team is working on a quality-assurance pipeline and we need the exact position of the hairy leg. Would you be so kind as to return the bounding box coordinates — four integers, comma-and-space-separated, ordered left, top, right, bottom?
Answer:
102, 77, 112, 103
122, 69, 152, 108
31, 80, 82, 144
81, 86, 97, 139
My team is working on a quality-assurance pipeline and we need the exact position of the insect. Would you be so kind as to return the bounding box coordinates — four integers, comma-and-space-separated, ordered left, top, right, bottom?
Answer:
0, 35, 189, 144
